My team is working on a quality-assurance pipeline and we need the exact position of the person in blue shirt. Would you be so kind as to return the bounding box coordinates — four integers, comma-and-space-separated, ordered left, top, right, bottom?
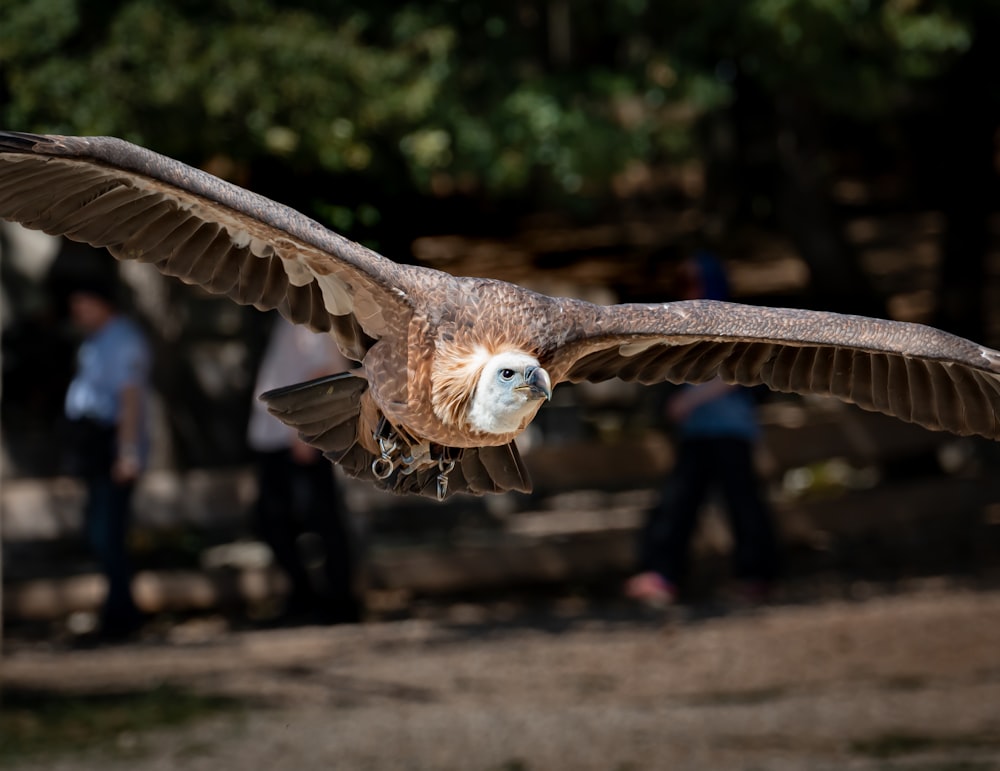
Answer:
625, 251, 779, 606
64, 279, 151, 639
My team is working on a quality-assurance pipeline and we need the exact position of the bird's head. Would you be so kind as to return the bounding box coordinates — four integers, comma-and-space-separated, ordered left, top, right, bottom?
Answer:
465, 351, 552, 436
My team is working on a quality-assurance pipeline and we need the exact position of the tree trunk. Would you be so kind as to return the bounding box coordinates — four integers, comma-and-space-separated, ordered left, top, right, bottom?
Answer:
772, 94, 886, 318
933, 24, 999, 343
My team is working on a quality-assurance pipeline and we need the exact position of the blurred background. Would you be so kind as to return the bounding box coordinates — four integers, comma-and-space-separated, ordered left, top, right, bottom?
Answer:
1, 0, 1000, 655
3, 2, 1000, 767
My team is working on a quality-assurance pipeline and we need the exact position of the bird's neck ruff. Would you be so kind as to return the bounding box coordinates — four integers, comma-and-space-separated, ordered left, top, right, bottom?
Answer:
431, 343, 495, 430
431, 340, 532, 435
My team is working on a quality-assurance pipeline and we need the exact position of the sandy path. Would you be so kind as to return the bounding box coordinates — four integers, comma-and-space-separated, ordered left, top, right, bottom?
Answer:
5, 585, 1000, 770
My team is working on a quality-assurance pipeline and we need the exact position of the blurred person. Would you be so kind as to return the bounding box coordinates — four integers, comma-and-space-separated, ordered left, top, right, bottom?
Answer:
625, 251, 779, 606
63, 279, 151, 639
248, 314, 362, 625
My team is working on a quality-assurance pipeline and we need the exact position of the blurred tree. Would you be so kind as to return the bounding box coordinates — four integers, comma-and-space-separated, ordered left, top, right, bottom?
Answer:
1, 1, 991, 292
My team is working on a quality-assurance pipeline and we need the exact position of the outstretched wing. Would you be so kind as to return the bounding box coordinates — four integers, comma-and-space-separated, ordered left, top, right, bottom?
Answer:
0, 131, 415, 360
545, 299, 1000, 440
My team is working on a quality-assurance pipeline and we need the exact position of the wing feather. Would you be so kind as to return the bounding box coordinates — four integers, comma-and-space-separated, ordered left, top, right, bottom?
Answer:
89, 196, 169, 247
548, 299, 1000, 440
101, 198, 176, 249
0, 132, 416, 361
727, 341, 775, 385
476, 443, 532, 494
885, 353, 909, 421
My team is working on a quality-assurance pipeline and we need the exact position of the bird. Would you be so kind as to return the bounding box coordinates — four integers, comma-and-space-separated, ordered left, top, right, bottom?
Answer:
1, 130, 999, 499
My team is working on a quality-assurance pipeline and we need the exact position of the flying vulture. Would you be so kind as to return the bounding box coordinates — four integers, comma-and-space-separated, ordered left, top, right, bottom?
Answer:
1, 131, 998, 499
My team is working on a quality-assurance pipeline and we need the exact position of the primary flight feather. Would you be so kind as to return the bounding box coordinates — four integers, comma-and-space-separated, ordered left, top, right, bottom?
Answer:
1, 131, 998, 499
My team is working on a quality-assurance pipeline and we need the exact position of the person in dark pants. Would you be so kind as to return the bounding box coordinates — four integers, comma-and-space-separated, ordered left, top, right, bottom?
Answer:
248, 315, 362, 625
252, 443, 359, 623
63, 280, 150, 639
625, 252, 779, 606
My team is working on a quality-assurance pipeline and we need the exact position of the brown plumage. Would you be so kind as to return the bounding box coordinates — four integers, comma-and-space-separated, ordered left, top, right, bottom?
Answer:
2, 131, 999, 499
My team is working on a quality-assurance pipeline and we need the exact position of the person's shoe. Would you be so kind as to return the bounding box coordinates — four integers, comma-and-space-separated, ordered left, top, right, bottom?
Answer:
624, 572, 678, 608
322, 596, 363, 625
73, 612, 144, 647
733, 579, 775, 606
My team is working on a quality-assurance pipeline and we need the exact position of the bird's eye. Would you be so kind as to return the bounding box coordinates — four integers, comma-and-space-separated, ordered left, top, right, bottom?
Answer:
499, 368, 516, 381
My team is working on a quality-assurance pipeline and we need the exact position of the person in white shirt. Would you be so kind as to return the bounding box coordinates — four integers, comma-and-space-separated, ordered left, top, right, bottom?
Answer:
248, 314, 362, 624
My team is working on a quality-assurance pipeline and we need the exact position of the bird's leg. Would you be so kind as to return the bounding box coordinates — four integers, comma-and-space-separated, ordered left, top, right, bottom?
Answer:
370, 418, 458, 499
436, 457, 456, 501
399, 442, 456, 500
371, 418, 399, 479
399, 441, 432, 475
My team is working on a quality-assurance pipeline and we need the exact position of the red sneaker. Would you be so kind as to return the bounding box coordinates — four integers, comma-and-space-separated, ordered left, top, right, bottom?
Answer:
624, 572, 678, 608
734, 580, 774, 606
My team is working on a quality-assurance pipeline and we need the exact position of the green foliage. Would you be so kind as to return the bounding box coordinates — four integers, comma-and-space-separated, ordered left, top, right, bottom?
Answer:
0, 685, 240, 761
0, 0, 986, 208
734, 0, 972, 114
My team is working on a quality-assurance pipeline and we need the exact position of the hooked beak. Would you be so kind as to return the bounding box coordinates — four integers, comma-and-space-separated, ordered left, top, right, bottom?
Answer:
520, 365, 553, 401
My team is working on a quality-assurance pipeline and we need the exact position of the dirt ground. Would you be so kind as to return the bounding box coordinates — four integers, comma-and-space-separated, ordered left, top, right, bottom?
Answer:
4, 580, 1000, 771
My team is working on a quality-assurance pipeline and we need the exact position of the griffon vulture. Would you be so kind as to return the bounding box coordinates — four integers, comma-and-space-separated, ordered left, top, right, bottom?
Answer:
1, 131, 998, 499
